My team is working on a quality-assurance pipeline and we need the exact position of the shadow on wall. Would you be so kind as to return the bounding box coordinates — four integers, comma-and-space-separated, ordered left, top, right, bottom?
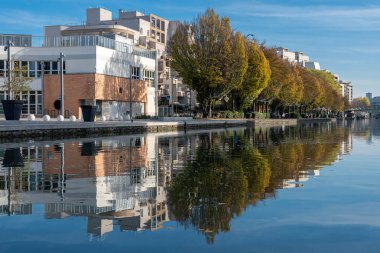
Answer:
98, 49, 151, 118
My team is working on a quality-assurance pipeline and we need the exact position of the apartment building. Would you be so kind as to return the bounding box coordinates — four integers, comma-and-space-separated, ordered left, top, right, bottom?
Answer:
276, 47, 321, 70
43, 7, 195, 115
339, 80, 353, 103
0, 33, 157, 119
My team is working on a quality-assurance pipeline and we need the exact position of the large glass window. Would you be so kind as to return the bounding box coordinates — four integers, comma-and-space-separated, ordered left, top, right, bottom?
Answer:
151, 17, 156, 28
143, 70, 155, 87
37, 62, 42, 77
37, 91, 42, 115
52, 61, 58, 75
131, 67, 140, 80
29, 61, 36, 77
21, 61, 28, 77
43, 61, 51, 74
13, 61, 21, 77
0, 60, 4, 77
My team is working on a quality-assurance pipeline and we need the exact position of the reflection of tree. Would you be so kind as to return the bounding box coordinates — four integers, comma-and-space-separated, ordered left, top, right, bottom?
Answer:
169, 124, 348, 243
169, 134, 270, 243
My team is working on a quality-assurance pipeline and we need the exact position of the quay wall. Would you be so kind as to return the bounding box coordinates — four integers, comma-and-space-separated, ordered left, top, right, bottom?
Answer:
0, 118, 334, 142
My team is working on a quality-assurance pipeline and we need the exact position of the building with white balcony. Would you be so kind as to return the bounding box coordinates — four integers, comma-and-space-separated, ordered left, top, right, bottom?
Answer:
339, 80, 353, 103
0, 34, 157, 119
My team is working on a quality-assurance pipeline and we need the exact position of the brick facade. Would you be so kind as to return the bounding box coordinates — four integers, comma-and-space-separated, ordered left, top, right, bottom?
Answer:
44, 73, 149, 118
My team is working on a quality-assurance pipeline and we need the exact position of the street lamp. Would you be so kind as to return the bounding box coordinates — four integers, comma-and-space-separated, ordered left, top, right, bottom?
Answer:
129, 65, 133, 122
247, 34, 256, 41
4, 40, 14, 99
58, 52, 65, 117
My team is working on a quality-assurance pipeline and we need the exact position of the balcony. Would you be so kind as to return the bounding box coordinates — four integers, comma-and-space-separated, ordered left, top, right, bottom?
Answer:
25, 35, 157, 59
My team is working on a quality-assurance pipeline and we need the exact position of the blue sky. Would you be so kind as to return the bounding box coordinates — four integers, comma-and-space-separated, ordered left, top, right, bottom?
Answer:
1, 0, 379, 97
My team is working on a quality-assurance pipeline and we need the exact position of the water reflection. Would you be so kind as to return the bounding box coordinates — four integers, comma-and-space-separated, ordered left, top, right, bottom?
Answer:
0, 120, 378, 242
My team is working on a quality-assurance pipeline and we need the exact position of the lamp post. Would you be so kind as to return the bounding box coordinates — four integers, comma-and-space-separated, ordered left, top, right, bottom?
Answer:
4, 40, 14, 99
129, 65, 133, 122
58, 52, 65, 117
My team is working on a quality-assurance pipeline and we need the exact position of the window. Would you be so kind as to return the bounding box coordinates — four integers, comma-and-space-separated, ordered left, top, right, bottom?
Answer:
13, 61, 21, 77
21, 61, 28, 77
143, 70, 155, 87
161, 33, 165, 44
151, 30, 155, 38
37, 62, 42, 77
131, 67, 140, 80
0, 60, 4, 77
151, 17, 156, 27
29, 61, 36, 77
52, 62, 58, 75
157, 19, 161, 30
43, 61, 51, 74
161, 20, 165, 31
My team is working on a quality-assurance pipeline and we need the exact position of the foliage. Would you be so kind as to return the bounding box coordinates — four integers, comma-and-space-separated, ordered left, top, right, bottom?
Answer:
232, 40, 271, 110
1, 64, 32, 100
168, 9, 347, 117
168, 9, 248, 117
352, 97, 371, 108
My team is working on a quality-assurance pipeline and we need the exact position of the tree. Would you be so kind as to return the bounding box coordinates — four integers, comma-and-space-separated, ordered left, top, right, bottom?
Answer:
300, 68, 323, 110
168, 9, 248, 117
232, 40, 271, 110
352, 97, 371, 108
2, 64, 31, 100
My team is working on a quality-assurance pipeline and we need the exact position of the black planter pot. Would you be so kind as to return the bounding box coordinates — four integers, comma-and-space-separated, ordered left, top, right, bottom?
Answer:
2, 148, 24, 168
81, 142, 97, 156
81, 105, 97, 122
1, 100, 24, 120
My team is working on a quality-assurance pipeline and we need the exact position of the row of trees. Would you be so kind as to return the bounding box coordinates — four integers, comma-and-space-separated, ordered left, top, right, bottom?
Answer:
168, 9, 347, 117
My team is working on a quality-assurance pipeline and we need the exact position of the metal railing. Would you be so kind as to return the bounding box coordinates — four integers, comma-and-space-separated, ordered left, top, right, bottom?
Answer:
28, 35, 156, 59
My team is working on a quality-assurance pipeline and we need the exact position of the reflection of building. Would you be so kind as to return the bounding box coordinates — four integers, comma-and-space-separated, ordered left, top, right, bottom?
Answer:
279, 170, 320, 189
0, 137, 170, 238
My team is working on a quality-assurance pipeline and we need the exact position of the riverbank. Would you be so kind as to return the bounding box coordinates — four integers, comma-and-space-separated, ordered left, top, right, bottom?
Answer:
0, 118, 335, 142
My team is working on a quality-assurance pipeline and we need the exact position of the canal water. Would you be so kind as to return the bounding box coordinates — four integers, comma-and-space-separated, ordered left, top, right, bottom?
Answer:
0, 120, 379, 253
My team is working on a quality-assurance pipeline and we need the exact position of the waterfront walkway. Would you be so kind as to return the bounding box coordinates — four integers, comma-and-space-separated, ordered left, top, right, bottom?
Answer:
0, 118, 332, 141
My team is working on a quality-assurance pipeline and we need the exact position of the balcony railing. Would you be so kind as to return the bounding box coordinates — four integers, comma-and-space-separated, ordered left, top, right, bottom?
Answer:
24, 35, 157, 59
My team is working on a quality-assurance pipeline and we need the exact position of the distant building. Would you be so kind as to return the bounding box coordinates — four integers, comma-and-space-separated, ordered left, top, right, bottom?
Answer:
276, 47, 296, 63
304, 61, 321, 70
366, 92, 373, 102
0, 34, 32, 47
339, 80, 353, 103
372, 96, 380, 111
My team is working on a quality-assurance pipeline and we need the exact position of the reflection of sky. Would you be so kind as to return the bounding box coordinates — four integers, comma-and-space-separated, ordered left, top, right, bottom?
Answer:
0, 130, 380, 253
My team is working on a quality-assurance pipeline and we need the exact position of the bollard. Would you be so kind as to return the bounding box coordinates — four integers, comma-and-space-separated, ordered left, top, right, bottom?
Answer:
43, 115, 51, 121
69, 115, 77, 122
57, 115, 64, 122
27, 114, 36, 121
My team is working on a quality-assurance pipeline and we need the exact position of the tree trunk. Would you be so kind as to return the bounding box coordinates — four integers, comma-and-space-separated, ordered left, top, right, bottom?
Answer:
208, 100, 212, 118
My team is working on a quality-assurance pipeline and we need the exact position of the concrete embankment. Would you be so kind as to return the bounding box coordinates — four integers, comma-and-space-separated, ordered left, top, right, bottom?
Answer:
0, 118, 334, 142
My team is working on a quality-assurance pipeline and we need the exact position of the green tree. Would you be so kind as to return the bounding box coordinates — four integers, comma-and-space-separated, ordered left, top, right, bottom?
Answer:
168, 9, 248, 117
352, 97, 371, 108
232, 40, 271, 110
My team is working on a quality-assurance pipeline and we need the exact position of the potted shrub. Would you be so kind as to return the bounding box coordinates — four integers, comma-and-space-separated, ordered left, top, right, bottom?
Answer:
81, 99, 97, 122
1, 64, 31, 120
